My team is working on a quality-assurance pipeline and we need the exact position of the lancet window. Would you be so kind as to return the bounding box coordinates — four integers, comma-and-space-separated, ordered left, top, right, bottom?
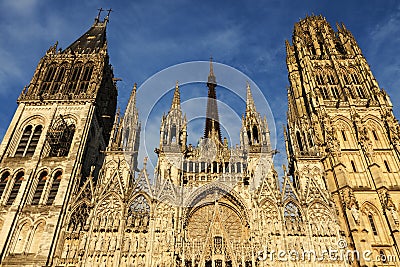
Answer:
6, 171, 24, 205
127, 195, 150, 232
31, 171, 48, 205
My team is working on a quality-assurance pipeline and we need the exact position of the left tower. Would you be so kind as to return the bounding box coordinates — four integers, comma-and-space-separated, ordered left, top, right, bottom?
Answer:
0, 12, 117, 266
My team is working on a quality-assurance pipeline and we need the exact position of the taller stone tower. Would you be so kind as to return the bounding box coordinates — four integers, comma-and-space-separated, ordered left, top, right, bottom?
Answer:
285, 15, 400, 265
0, 12, 117, 266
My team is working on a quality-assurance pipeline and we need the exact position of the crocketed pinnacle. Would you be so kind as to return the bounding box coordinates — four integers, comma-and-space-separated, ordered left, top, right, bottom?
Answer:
171, 81, 181, 110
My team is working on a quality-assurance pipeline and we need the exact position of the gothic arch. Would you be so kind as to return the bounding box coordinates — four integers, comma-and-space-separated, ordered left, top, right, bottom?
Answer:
183, 182, 249, 225
283, 201, 306, 236
332, 116, 356, 148
67, 200, 90, 233
361, 202, 388, 240
259, 199, 280, 235
12, 115, 45, 157
126, 194, 151, 232
93, 192, 123, 232
363, 116, 389, 148
307, 201, 337, 237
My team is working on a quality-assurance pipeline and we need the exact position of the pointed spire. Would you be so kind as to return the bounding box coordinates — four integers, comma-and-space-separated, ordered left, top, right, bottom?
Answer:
246, 82, 257, 112
204, 58, 221, 142
208, 56, 216, 85
171, 81, 181, 110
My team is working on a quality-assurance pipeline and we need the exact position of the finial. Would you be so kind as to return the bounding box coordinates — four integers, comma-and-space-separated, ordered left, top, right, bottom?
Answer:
246, 81, 256, 112
133, 83, 137, 92
171, 81, 181, 110
95, 8, 103, 23
104, 8, 113, 23
208, 56, 216, 85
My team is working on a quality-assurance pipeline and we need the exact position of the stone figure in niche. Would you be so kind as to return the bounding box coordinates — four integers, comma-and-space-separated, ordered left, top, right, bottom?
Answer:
109, 236, 117, 251
122, 237, 131, 253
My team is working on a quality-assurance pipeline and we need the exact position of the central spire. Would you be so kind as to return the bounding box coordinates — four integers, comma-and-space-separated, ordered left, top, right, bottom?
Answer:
204, 57, 222, 142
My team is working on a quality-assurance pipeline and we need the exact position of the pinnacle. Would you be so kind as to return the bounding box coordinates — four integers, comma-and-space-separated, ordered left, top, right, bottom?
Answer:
246, 82, 256, 112
170, 81, 181, 110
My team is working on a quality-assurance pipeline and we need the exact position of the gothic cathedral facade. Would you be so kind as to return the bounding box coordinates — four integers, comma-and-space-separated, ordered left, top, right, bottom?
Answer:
0, 13, 399, 267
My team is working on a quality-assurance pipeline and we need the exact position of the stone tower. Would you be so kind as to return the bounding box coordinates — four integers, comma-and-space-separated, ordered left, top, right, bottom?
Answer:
0, 12, 117, 266
285, 15, 400, 265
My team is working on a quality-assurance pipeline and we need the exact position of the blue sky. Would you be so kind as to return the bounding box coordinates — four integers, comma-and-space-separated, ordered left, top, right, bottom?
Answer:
1, 0, 400, 176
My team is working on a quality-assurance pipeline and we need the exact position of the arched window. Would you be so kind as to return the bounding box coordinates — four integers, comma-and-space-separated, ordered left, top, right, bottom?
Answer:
25, 125, 42, 157
284, 202, 304, 236
368, 214, 378, 235
127, 195, 150, 231
47, 116, 75, 157
31, 171, 47, 205
170, 124, 177, 143
46, 171, 62, 205
67, 203, 89, 232
50, 64, 66, 94
0, 171, 10, 200
39, 64, 57, 95
6, 171, 24, 205
67, 64, 83, 94
15, 125, 42, 157
15, 126, 32, 157
252, 125, 259, 144
77, 63, 94, 93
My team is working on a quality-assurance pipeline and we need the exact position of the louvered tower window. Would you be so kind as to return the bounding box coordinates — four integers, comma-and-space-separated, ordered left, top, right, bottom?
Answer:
15, 125, 42, 157
6, 171, 24, 205
50, 65, 66, 94
0, 171, 10, 200
31, 171, 47, 205
67, 64, 83, 94
39, 64, 57, 95
77, 63, 94, 93
46, 171, 62, 205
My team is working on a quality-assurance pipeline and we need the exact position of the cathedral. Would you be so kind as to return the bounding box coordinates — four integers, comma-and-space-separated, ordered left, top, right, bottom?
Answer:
0, 11, 399, 267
